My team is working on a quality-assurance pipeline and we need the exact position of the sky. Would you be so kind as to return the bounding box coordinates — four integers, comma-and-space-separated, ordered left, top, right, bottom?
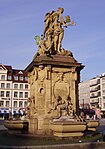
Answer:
0, 0, 105, 82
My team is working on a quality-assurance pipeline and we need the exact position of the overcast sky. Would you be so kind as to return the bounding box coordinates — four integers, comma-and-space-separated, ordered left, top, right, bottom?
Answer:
0, 0, 105, 81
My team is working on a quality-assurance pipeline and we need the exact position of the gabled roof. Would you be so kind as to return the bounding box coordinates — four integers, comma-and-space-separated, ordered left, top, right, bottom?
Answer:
5, 65, 12, 70
0, 64, 8, 71
0, 64, 28, 82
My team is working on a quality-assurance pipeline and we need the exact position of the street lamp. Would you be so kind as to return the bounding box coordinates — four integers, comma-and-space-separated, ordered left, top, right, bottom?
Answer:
83, 99, 84, 109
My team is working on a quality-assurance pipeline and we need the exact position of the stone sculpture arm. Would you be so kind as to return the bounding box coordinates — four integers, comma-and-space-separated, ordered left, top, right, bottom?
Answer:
59, 13, 67, 27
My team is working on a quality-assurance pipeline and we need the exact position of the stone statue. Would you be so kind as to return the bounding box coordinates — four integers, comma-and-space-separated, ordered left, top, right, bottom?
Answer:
48, 95, 73, 118
34, 7, 75, 57
27, 97, 37, 118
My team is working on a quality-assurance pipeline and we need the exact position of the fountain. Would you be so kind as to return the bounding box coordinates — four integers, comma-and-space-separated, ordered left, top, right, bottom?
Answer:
25, 7, 87, 137
4, 7, 99, 137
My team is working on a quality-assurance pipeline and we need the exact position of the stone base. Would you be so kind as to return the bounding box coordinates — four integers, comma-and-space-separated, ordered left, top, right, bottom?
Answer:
4, 120, 28, 132
50, 121, 87, 137
53, 132, 84, 137
28, 118, 38, 134
28, 117, 52, 135
86, 120, 99, 131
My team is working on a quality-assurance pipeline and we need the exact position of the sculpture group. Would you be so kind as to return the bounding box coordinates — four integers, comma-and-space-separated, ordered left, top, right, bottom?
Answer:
34, 7, 75, 57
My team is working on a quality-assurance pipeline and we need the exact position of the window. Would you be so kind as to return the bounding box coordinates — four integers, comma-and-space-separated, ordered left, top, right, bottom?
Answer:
98, 92, 101, 96
25, 77, 28, 81
14, 101, 17, 108
103, 90, 105, 94
25, 92, 28, 98
20, 84, 23, 89
6, 91, 10, 97
6, 101, 9, 107
19, 92, 23, 98
7, 83, 10, 89
1, 83, 5, 88
1, 75, 5, 80
103, 103, 105, 108
19, 101, 23, 107
24, 101, 27, 107
25, 84, 28, 89
14, 92, 18, 98
1, 91, 4, 97
102, 77, 105, 81
14, 76, 18, 80
19, 76, 23, 81
0, 101, 4, 107
7, 75, 12, 80
14, 84, 18, 89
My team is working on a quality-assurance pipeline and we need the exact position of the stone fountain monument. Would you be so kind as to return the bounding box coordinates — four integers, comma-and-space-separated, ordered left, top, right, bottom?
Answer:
25, 7, 87, 137
4, 8, 99, 137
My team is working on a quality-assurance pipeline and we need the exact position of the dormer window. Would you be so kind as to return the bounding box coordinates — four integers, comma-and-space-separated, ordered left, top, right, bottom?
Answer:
19, 76, 23, 81
25, 77, 28, 81
7, 75, 12, 80
18, 71, 23, 74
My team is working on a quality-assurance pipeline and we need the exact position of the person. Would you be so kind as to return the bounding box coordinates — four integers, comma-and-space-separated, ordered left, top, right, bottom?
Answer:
86, 114, 90, 120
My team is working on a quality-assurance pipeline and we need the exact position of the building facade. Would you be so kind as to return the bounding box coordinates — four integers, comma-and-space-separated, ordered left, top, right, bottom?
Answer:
100, 74, 105, 114
89, 77, 100, 108
0, 64, 30, 116
79, 73, 105, 116
79, 80, 90, 109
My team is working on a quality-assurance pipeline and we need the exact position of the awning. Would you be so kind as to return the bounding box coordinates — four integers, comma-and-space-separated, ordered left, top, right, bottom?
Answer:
0, 108, 9, 114
13, 110, 19, 114
4, 110, 9, 114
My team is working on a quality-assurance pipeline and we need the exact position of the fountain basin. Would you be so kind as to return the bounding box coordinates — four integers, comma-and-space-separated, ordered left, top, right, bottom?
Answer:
86, 120, 99, 131
50, 121, 87, 137
4, 120, 29, 131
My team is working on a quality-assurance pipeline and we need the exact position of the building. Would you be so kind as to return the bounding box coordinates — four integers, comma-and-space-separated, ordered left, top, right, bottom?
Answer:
79, 73, 105, 116
79, 80, 90, 109
90, 77, 100, 108
100, 74, 105, 114
0, 64, 30, 117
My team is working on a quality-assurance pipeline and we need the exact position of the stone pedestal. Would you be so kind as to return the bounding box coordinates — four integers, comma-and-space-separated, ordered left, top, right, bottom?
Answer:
25, 54, 84, 135
28, 118, 38, 134
50, 121, 87, 137
28, 117, 52, 135
86, 120, 99, 131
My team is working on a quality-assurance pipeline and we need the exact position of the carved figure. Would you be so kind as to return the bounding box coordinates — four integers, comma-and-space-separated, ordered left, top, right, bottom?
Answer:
27, 97, 36, 118
34, 8, 75, 56
34, 35, 47, 55
52, 13, 64, 52
66, 96, 73, 116
51, 95, 73, 117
